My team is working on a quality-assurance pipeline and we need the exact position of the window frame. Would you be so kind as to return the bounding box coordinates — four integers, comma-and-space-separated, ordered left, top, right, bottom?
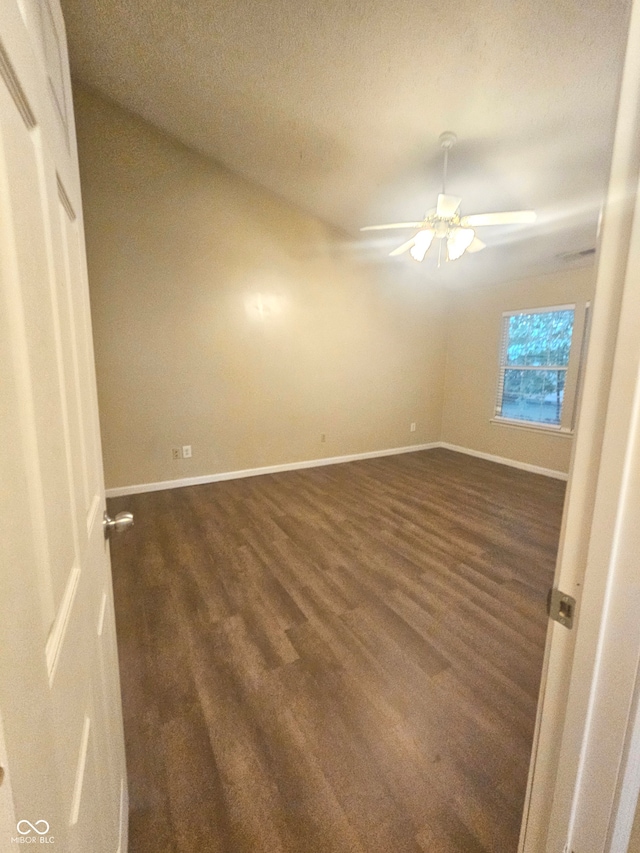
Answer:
492, 303, 585, 435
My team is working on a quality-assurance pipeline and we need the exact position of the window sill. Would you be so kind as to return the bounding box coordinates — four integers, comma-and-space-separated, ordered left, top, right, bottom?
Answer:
490, 417, 574, 437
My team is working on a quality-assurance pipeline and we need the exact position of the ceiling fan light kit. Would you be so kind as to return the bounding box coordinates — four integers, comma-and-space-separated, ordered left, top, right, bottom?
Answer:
447, 226, 476, 260
409, 229, 435, 261
361, 131, 536, 264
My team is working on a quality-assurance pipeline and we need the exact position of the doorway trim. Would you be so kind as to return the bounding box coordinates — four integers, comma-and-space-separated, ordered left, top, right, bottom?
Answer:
521, 1, 640, 848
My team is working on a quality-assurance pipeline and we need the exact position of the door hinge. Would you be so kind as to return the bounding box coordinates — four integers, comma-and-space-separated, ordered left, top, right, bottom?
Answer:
547, 588, 576, 629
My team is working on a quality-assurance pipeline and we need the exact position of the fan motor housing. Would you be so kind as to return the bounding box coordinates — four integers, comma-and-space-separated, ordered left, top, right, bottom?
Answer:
439, 131, 457, 150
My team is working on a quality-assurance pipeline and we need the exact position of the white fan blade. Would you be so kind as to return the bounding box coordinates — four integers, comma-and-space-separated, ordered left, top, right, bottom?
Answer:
360, 221, 424, 232
389, 237, 416, 257
466, 236, 486, 253
460, 210, 537, 227
436, 194, 462, 219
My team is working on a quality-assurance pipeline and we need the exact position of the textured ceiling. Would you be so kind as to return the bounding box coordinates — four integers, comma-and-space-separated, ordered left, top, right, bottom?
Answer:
60, 0, 631, 285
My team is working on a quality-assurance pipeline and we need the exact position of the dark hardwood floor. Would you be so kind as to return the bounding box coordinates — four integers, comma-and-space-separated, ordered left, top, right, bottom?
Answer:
108, 447, 566, 853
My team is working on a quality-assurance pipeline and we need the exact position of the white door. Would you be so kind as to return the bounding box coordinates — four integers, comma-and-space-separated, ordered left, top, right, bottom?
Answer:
0, 2, 127, 851
520, 1, 640, 850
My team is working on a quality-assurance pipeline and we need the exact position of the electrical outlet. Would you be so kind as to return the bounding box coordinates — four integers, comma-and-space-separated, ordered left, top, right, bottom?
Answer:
320, 434, 326, 443
172, 447, 181, 460
182, 445, 192, 458
410, 422, 416, 432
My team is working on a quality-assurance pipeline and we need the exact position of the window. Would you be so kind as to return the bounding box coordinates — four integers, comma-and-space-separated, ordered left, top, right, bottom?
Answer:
495, 306, 576, 429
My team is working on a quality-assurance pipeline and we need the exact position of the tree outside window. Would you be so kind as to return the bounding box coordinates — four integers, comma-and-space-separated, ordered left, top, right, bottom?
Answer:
496, 308, 575, 426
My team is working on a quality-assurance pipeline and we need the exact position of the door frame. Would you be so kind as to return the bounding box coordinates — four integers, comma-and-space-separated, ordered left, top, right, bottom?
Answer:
521, 1, 640, 849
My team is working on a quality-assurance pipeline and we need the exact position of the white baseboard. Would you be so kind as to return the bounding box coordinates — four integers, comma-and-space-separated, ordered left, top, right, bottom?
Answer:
438, 442, 568, 481
105, 442, 440, 498
105, 441, 568, 497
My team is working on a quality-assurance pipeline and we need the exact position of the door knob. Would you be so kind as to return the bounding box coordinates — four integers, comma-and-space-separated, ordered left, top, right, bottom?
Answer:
103, 510, 134, 539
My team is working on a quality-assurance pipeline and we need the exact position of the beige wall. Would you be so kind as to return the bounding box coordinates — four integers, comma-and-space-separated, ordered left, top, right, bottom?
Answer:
76, 87, 596, 490
441, 267, 596, 473
75, 87, 448, 490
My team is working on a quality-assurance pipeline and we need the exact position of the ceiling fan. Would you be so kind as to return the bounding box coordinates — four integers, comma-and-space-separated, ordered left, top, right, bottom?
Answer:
361, 132, 536, 263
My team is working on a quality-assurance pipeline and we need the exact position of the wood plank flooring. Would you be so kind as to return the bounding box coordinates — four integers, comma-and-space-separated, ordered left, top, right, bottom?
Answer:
108, 448, 566, 853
